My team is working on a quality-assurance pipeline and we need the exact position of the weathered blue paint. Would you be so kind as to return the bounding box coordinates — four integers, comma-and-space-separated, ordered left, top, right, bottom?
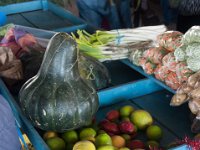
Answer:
170, 145, 189, 150
121, 59, 176, 94
53, 24, 87, 33
41, 0, 48, 11
0, 1, 43, 15
98, 79, 163, 107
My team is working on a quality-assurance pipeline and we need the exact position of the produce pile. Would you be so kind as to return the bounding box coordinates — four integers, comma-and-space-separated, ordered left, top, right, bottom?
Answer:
42, 105, 174, 150
129, 26, 200, 133
72, 25, 166, 61
130, 30, 194, 90
171, 70, 200, 133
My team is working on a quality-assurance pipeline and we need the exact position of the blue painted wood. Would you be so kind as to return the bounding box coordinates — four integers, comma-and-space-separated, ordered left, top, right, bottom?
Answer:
98, 79, 163, 107
170, 145, 189, 150
0, 79, 49, 150
6, 14, 35, 27
41, 0, 48, 11
53, 24, 88, 33
131, 91, 194, 139
21, 10, 74, 30
0, 1, 43, 15
121, 59, 176, 94
48, 2, 84, 25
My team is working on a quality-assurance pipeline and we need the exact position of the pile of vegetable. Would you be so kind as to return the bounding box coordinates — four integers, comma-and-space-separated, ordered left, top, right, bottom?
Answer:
174, 26, 200, 72
130, 31, 194, 90
43, 105, 171, 150
72, 25, 166, 61
171, 70, 200, 133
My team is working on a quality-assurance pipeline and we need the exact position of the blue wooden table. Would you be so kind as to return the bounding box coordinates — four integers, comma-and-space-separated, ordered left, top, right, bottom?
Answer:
0, 0, 88, 32
0, 1, 193, 150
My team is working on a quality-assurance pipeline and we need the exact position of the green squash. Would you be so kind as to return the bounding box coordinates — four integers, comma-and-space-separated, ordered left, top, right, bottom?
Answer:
19, 33, 99, 132
79, 53, 110, 90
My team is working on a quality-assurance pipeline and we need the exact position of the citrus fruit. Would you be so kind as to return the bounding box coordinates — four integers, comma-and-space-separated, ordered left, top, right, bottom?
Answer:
62, 130, 78, 143
98, 130, 106, 135
46, 137, 66, 150
111, 135, 125, 148
146, 125, 163, 141
95, 133, 112, 147
119, 148, 130, 150
43, 131, 58, 141
73, 141, 96, 150
120, 105, 134, 117
146, 140, 159, 148
80, 128, 97, 140
97, 145, 117, 150
130, 110, 153, 130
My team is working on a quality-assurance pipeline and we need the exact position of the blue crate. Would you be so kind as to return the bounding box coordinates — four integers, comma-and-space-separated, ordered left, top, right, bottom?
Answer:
0, 77, 190, 150
0, 0, 88, 32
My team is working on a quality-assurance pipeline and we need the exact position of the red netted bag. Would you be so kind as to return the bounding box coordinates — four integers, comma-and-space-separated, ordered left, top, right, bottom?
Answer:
143, 47, 168, 64
154, 65, 170, 81
165, 71, 181, 90
176, 62, 194, 83
162, 52, 178, 72
157, 31, 183, 52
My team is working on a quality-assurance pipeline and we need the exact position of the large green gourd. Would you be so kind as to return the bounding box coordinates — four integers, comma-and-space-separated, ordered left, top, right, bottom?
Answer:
19, 32, 99, 132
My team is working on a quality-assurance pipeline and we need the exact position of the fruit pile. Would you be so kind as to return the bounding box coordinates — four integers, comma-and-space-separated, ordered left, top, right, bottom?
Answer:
43, 105, 164, 150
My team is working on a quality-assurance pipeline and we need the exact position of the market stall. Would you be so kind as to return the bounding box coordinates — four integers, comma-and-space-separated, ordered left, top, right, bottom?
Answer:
0, 1, 200, 150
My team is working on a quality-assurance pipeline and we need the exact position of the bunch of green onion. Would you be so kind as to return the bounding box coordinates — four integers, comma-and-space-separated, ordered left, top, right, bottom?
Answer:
72, 25, 166, 61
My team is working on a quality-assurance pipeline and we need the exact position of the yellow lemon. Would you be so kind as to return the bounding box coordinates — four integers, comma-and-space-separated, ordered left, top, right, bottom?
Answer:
73, 141, 96, 150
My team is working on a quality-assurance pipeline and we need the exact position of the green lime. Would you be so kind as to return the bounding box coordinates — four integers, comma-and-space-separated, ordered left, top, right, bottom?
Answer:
98, 130, 106, 135
130, 110, 153, 130
95, 133, 112, 147
62, 130, 78, 143
146, 125, 163, 141
97, 145, 117, 150
120, 105, 134, 117
119, 148, 130, 150
43, 131, 58, 141
146, 140, 159, 148
73, 141, 96, 150
80, 128, 97, 140
46, 137, 66, 150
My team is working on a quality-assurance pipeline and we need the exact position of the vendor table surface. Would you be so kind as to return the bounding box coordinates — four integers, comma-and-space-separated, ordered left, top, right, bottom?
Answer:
6, 10, 73, 30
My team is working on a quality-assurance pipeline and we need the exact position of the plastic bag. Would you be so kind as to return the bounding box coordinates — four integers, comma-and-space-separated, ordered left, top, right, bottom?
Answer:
157, 31, 183, 52
139, 58, 157, 74
185, 43, 200, 59
79, 53, 111, 90
187, 57, 200, 72
182, 26, 200, 44
143, 47, 168, 64
129, 49, 145, 66
154, 65, 170, 81
162, 52, 178, 72
165, 71, 181, 90
176, 62, 194, 83
0, 47, 23, 86
174, 45, 187, 62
